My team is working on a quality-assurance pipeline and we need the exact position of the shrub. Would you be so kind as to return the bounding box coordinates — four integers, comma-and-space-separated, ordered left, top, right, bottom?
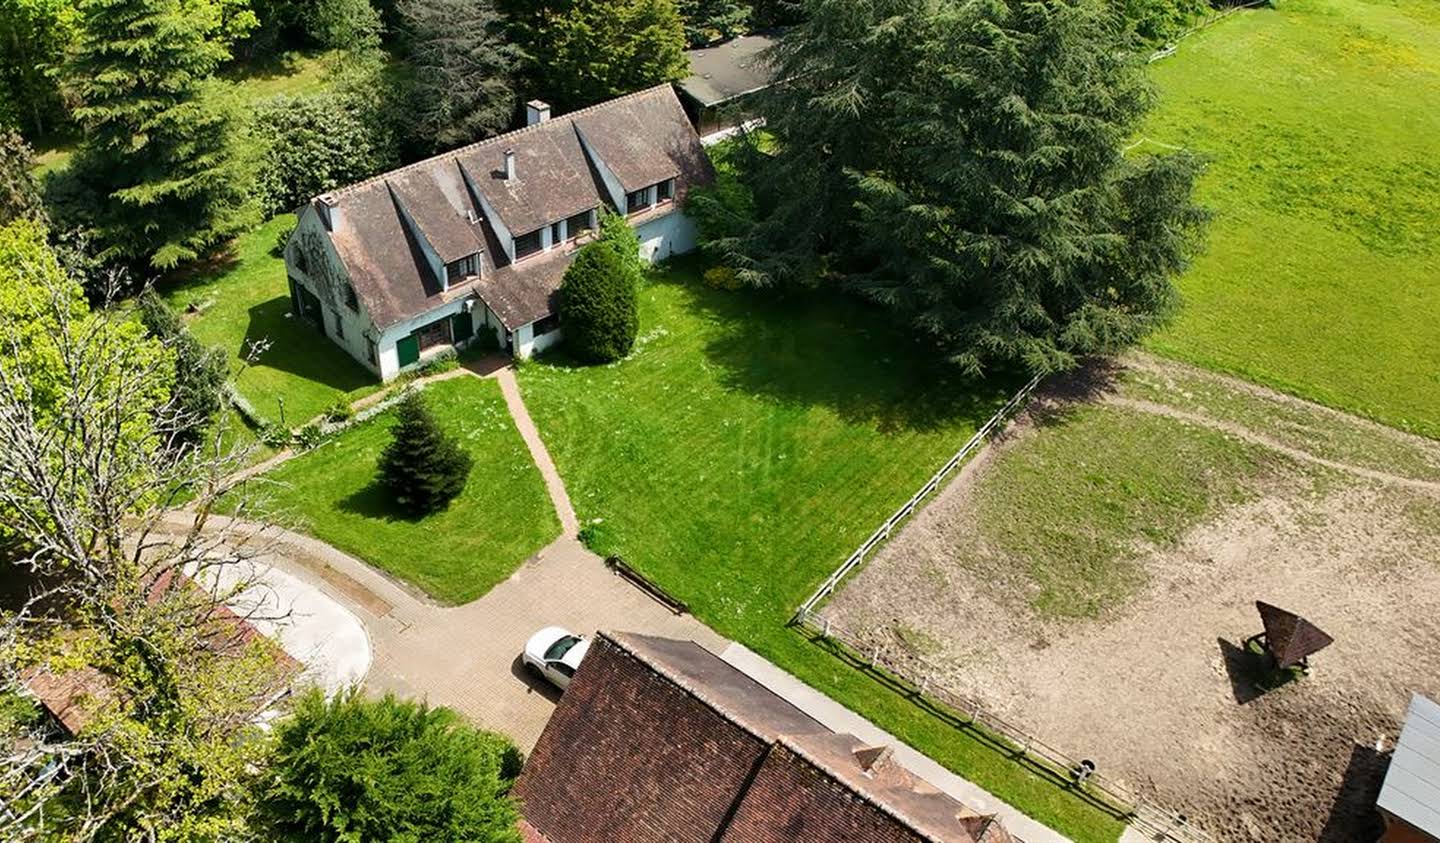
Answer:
262, 689, 522, 842
136, 289, 229, 446
295, 422, 325, 450
260, 422, 292, 449
324, 399, 354, 423
271, 221, 296, 257
703, 266, 742, 290
417, 346, 458, 376
376, 392, 473, 516
558, 213, 641, 363
253, 92, 397, 218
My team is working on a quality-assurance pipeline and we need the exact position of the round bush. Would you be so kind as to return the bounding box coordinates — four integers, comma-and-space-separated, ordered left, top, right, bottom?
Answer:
558, 239, 641, 363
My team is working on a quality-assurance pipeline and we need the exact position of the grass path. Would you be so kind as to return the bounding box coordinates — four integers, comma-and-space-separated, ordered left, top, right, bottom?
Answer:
1143, 0, 1440, 437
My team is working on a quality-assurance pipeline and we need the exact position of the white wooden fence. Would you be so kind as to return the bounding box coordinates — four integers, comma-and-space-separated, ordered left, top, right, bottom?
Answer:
788, 371, 1215, 843
792, 374, 1042, 624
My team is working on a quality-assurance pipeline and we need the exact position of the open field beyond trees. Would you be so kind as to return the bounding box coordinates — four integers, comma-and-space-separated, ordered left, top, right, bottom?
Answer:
825, 354, 1440, 841
518, 264, 1135, 842
1144, 0, 1440, 437
245, 376, 560, 604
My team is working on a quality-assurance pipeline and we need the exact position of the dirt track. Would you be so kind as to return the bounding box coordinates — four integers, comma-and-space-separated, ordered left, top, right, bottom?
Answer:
826, 359, 1440, 842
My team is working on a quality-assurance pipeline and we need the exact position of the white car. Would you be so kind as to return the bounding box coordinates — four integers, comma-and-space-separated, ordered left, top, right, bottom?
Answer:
522, 626, 590, 691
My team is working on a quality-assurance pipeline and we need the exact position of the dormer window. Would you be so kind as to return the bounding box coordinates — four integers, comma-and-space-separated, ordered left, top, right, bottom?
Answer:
446, 254, 478, 282
343, 280, 359, 312
514, 229, 543, 260
656, 178, 674, 203
566, 209, 595, 238
626, 188, 652, 214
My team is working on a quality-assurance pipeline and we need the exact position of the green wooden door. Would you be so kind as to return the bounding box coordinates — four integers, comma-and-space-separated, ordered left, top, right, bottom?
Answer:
396, 334, 420, 368
451, 311, 474, 344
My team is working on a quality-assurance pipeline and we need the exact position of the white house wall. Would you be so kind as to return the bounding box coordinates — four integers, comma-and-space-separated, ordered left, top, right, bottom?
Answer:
286, 206, 383, 377
515, 322, 563, 359
635, 211, 698, 263
374, 298, 483, 380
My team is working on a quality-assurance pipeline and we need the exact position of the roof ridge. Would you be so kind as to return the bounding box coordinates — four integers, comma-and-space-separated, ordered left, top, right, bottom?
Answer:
325, 84, 677, 200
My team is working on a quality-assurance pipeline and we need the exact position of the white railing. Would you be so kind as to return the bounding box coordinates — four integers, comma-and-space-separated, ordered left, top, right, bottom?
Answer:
792, 373, 1042, 623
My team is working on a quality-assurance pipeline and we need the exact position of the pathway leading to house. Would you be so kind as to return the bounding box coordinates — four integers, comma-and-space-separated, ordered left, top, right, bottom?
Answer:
492, 366, 580, 537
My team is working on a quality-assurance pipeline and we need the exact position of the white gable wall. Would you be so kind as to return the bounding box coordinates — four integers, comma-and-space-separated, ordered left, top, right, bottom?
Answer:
286, 206, 383, 376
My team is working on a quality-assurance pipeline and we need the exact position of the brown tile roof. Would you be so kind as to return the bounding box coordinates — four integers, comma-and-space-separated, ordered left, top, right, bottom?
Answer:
21, 664, 117, 735
316, 85, 712, 331
517, 631, 1011, 843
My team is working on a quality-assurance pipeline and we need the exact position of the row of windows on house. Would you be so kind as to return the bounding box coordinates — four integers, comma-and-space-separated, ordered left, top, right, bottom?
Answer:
296, 175, 678, 312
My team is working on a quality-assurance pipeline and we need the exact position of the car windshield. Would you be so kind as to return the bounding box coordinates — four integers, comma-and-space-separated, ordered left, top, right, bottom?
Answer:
544, 635, 581, 661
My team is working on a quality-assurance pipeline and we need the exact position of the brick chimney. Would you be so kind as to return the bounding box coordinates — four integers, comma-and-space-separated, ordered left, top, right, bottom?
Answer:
525, 100, 552, 126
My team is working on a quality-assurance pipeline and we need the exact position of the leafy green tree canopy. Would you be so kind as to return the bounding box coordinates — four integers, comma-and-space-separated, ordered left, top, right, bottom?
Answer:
63, 0, 258, 269
398, 0, 523, 152
558, 212, 641, 363
726, 0, 1208, 377
263, 689, 523, 843
504, 0, 688, 109
376, 391, 474, 516
254, 91, 397, 216
0, 0, 80, 138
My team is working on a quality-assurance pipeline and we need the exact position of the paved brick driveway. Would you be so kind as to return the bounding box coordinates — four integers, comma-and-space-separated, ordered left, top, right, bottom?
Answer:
210, 517, 723, 750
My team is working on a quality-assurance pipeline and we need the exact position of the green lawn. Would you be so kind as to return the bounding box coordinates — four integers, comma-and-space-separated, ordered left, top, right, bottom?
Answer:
518, 264, 1127, 841
247, 377, 560, 604
1143, 0, 1440, 437
160, 216, 380, 427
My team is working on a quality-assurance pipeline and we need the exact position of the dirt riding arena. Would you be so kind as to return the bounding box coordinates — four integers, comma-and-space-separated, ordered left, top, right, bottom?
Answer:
824, 358, 1440, 842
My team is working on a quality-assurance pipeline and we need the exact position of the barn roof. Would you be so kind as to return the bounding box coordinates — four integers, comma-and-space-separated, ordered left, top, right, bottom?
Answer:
1377, 694, 1440, 838
1256, 601, 1334, 668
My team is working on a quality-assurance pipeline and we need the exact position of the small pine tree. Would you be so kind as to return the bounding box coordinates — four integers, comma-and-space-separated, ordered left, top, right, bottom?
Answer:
376, 392, 474, 515
136, 289, 228, 447
558, 212, 641, 363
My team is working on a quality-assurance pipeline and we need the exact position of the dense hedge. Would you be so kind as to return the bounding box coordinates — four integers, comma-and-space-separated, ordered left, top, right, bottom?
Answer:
558, 214, 642, 363
253, 91, 397, 217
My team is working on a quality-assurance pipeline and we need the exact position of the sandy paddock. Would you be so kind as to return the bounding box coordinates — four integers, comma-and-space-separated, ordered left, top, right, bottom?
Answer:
825, 368, 1440, 842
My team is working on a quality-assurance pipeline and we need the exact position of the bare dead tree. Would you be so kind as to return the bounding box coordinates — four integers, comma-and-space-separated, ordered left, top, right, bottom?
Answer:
0, 244, 294, 840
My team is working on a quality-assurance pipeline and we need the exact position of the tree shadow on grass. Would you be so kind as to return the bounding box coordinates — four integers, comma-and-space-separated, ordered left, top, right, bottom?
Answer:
241, 296, 377, 394
336, 480, 424, 523
647, 264, 1025, 435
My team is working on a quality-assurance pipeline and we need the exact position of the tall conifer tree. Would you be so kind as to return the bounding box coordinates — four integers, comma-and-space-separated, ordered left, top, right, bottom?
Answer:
63, 0, 257, 269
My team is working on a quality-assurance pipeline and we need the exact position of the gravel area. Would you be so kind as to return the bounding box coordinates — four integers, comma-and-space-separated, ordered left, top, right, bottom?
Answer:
825, 361, 1440, 842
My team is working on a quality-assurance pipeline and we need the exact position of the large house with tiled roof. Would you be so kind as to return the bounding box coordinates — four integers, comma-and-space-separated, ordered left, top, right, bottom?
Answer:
282, 85, 713, 380
515, 631, 1015, 843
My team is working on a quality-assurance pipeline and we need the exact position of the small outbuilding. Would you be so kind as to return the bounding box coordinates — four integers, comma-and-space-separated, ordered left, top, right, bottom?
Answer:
1376, 693, 1440, 843
676, 32, 781, 137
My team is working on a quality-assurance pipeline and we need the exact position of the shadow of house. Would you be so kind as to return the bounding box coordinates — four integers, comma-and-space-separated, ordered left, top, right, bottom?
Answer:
1318, 743, 1388, 843
242, 296, 378, 395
